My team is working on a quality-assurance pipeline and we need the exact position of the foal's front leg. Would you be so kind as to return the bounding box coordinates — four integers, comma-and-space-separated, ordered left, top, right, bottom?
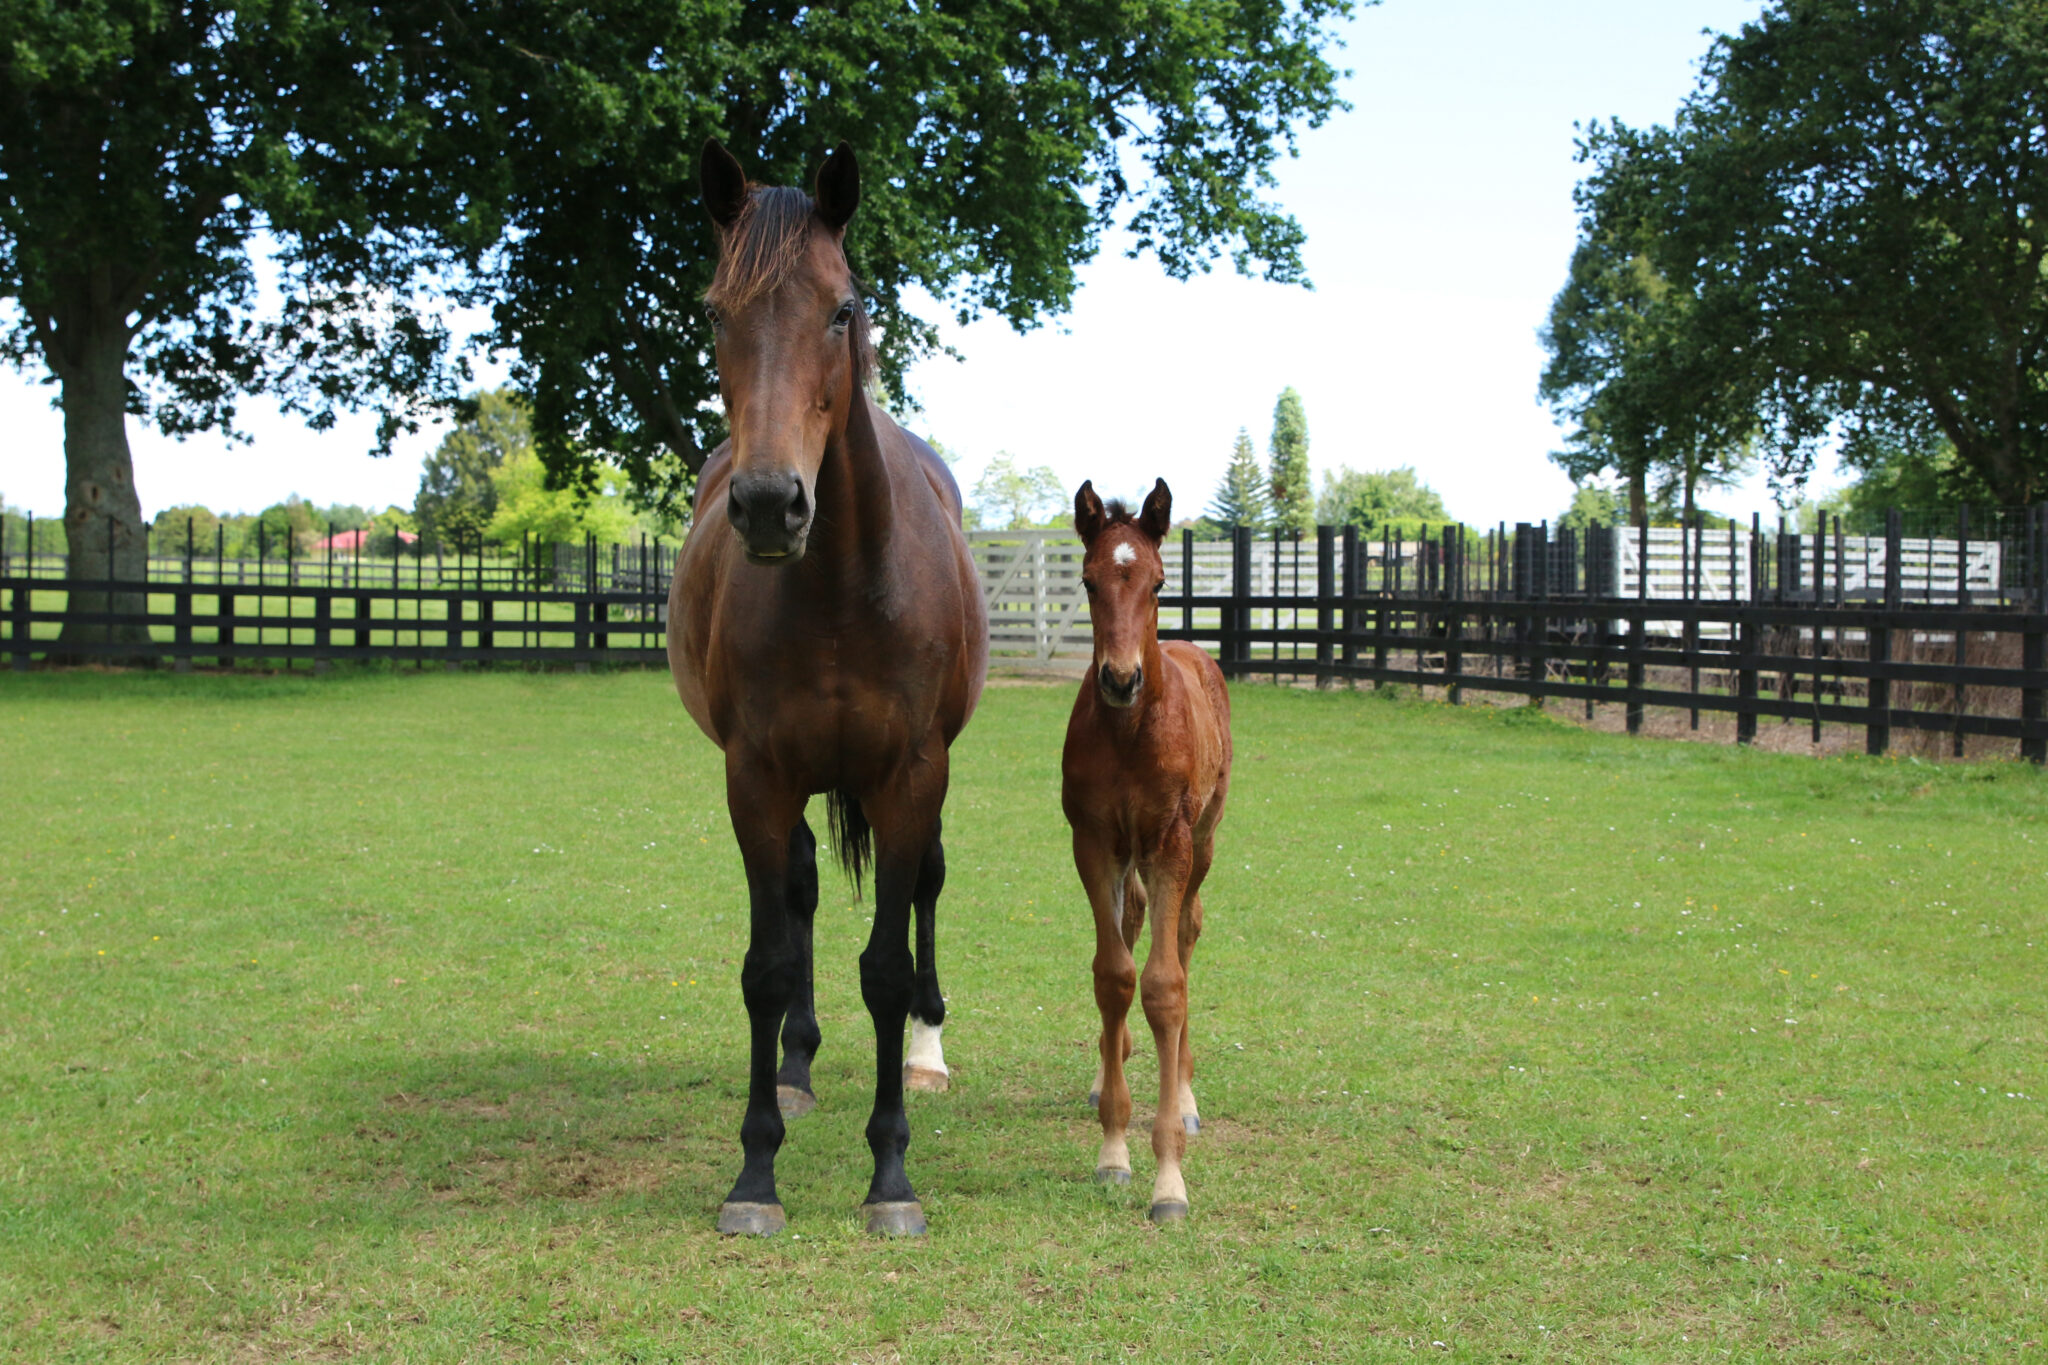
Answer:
1139, 817, 1196, 1223
1076, 835, 1138, 1184
717, 760, 805, 1236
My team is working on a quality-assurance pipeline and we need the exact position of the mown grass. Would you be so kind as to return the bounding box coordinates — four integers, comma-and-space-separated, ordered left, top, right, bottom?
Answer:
0, 669, 2042, 1363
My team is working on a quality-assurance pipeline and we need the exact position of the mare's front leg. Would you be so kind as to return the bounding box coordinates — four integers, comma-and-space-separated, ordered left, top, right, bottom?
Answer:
1139, 815, 1196, 1223
775, 817, 822, 1118
903, 820, 950, 1092
717, 757, 806, 1237
856, 751, 949, 1235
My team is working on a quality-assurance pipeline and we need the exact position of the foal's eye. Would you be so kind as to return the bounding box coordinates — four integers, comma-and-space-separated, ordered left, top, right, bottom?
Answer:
704, 305, 722, 330
1152, 581, 1164, 596
1082, 579, 1097, 595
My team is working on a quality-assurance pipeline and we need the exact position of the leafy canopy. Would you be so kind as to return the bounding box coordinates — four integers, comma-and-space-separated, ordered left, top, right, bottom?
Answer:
970, 454, 1066, 531
1572, 0, 2048, 506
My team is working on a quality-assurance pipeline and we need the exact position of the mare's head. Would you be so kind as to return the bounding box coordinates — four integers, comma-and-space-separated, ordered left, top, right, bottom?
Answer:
1074, 478, 1172, 709
700, 139, 873, 563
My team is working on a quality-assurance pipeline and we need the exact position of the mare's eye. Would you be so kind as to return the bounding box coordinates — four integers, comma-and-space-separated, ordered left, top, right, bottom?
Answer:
1152, 581, 1164, 596
704, 305, 722, 330
1082, 579, 1097, 595
833, 302, 856, 329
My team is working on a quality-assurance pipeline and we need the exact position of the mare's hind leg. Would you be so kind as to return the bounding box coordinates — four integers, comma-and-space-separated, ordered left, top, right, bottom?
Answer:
903, 823, 950, 1092
776, 817, 821, 1119
1089, 870, 1143, 1108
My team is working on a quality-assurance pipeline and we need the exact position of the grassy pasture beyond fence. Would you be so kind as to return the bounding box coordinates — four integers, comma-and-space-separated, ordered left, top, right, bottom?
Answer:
0, 672, 2042, 1362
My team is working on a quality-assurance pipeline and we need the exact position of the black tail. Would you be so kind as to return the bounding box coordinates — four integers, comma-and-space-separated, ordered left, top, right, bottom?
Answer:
826, 789, 872, 900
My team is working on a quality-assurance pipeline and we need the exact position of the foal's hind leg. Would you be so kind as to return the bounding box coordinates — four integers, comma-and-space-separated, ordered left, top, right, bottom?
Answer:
1089, 870, 1143, 1108
904, 823, 950, 1092
775, 817, 822, 1119
1173, 832, 1213, 1136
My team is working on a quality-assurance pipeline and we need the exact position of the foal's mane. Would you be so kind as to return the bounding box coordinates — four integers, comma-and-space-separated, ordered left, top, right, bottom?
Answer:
706, 184, 875, 383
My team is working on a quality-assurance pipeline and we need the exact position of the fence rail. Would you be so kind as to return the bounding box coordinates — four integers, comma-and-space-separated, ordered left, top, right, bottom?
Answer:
8, 509, 2047, 761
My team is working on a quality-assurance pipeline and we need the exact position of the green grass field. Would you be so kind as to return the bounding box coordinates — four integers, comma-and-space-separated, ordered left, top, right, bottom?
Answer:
1, 670, 2042, 1362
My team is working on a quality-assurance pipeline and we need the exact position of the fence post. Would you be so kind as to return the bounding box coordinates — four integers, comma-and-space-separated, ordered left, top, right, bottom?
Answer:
1867, 509, 1902, 755
1737, 516, 1757, 746
1626, 516, 1645, 736
8, 573, 26, 671
1340, 524, 1359, 680
1445, 524, 1464, 705
2023, 613, 2045, 765
1180, 527, 1193, 641
1315, 525, 1335, 688
1228, 525, 1250, 677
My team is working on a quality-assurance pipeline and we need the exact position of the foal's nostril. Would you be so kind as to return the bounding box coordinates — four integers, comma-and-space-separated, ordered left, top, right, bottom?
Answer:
785, 475, 809, 531
726, 481, 750, 535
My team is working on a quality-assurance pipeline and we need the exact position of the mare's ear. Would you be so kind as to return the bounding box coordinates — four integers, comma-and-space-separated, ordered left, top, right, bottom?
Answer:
1138, 478, 1172, 542
1074, 480, 1107, 544
815, 142, 860, 232
701, 139, 748, 230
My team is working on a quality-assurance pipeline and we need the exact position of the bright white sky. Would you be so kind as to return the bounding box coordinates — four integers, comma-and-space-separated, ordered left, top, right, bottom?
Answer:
3, 0, 1816, 528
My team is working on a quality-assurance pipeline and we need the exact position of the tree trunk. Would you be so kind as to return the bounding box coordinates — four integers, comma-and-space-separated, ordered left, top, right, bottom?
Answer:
1627, 465, 1648, 524
51, 320, 152, 663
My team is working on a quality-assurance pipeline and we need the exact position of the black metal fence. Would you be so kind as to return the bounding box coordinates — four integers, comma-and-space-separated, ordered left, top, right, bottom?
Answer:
1167, 514, 2048, 762
5, 506, 2046, 762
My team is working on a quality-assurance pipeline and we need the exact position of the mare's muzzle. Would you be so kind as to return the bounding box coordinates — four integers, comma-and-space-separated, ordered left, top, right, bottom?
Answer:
1098, 662, 1142, 708
728, 469, 812, 562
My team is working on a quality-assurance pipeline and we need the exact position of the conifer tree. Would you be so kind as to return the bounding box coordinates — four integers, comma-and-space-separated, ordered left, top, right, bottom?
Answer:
1204, 427, 1270, 531
1268, 387, 1314, 536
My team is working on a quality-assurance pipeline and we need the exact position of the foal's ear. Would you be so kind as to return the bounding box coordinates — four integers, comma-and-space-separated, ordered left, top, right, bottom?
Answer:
1138, 478, 1173, 542
815, 142, 860, 232
1074, 480, 1107, 544
700, 139, 748, 231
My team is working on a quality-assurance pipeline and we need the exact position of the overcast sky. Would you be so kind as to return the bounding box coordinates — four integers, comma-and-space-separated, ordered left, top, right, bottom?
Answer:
3, 0, 1804, 528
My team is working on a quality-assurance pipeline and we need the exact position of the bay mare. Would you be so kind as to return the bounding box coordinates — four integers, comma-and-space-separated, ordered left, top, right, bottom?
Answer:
667, 140, 988, 1237
1061, 479, 1232, 1223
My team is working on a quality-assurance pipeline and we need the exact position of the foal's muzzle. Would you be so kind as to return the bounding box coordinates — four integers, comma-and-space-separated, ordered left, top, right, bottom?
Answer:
1098, 662, 1142, 708
728, 469, 812, 562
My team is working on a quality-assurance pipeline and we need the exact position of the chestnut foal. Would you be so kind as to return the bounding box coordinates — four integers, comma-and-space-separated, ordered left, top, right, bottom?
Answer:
1061, 479, 1233, 1223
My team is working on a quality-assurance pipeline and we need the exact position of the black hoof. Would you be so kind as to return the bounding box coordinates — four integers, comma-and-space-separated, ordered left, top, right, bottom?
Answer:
1087, 1090, 1100, 1107
1095, 1166, 1131, 1185
862, 1200, 927, 1237
1148, 1200, 1189, 1225
776, 1084, 817, 1119
1182, 1113, 1201, 1136
717, 1201, 786, 1237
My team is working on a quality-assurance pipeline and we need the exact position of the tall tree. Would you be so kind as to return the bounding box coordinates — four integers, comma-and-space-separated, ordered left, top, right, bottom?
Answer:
1539, 125, 1759, 525
970, 454, 1065, 530
414, 389, 532, 549
1600, 0, 2048, 505
3, 2, 1358, 651
1316, 465, 1450, 532
1204, 427, 1270, 532
0, 3, 486, 653
1267, 387, 1314, 535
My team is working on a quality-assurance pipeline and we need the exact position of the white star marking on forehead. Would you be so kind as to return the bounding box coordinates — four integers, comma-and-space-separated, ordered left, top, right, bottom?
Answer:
1112, 542, 1137, 565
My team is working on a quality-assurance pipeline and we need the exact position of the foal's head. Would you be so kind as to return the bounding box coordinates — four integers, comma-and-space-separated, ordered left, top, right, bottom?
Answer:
699, 139, 873, 564
1074, 479, 1172, 709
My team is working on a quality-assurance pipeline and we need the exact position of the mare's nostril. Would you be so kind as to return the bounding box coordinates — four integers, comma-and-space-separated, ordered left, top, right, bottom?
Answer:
786, 475, 809, 530
727, 482, 750, 534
